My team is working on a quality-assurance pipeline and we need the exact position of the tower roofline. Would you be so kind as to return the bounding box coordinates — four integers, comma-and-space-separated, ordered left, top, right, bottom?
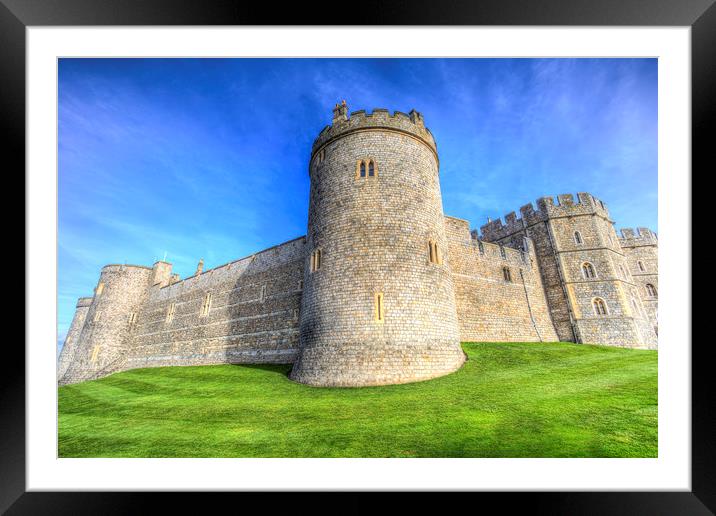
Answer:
479, 192, 613, 241
311, 105, 438, 160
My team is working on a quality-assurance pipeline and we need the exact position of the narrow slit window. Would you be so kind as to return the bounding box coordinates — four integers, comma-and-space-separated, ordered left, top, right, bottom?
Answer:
95, 282, 105, 296
503, 266, 512, 282
201, 292, 212, 317
259, 284, 266, 303
593, 297, 608, 316
631, 298, 640, 316
428, 240, 442, 264
298, 280, 304, 290
166, 302, 176, 323
311, 249, 322, 272
375, 293, 384, 322
311, 249, 321, 272
574, 231, 583, 244
646, 284, 657, 297
90, 345, 100, 363
93, 311, 101, 323
128, 311, 137, 328
637, 261, 646, 272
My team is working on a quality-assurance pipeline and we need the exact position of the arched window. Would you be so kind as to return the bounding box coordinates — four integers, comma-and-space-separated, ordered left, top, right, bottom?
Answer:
582, 262, 597, 279
646, 284, 657, 297
356, 159, 378, 179
637, 260, 646, 272
574, 231, 583, 244
593, 297, 608, 316
502, 266, 512, 282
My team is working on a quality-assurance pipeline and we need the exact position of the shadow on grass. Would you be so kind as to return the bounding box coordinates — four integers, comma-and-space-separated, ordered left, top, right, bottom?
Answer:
229, 363, 293, 376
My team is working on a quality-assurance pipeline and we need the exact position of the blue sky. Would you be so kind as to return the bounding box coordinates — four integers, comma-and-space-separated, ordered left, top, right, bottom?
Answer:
58, 58, 657, 349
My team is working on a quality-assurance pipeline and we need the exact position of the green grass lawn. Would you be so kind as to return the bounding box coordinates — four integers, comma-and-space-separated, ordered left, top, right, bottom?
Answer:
58, 342, 657, 458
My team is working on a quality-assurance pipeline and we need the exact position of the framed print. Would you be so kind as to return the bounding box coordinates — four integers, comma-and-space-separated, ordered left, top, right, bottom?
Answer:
5, 0, 710, 512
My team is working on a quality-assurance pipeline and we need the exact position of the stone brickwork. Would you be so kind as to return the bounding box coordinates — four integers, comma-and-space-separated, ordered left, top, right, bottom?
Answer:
58, 103, 658, 387
59, 265, 155, 384
480, 193, 657, 349
56, 297, 92, 381
619, 228, 659, 336
126, 237, 306, 372
446, 217, 558, 343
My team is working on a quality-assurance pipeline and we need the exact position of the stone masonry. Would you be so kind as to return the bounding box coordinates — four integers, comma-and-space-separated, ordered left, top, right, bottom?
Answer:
58, 102, 658, 387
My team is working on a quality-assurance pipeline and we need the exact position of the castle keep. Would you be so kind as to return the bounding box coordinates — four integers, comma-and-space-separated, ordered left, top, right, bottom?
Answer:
58, 103, 658, 387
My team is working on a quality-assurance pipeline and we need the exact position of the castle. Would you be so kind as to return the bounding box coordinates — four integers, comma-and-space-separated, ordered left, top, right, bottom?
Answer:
58, 102, 658, 387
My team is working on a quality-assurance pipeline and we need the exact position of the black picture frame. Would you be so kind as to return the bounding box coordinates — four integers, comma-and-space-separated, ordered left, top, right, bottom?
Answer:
4, 0, 708, 512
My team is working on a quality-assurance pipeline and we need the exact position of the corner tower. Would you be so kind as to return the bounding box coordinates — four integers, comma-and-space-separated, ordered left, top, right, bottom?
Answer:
58, 263, 155, 385
480, 193, 657, 349
291, 103, 465, 386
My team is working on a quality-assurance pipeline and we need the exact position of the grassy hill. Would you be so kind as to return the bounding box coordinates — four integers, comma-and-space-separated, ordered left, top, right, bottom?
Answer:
58, 342, 657, 458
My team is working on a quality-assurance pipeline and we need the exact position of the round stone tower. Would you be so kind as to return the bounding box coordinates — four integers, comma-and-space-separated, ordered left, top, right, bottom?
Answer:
60, 264, 154, 384
290, 102, 465, 387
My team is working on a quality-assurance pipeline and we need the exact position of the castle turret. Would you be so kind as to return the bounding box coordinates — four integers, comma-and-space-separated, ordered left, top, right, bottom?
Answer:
619, 227, 658, 337
57, 297, 93, 382
291, 104, 465, 386
58, 264, 155, 384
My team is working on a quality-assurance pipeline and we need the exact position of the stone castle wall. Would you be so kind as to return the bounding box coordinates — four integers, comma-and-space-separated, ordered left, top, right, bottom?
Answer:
58, 104, 658, 386
445, 217, 558, 343
126, 237, 306, 371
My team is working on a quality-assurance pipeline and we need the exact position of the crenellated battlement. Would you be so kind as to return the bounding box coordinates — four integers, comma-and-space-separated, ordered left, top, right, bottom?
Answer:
312, 102, 437, 158
480, 192, 612, 241
618, 227, 658, 246
101, 263, 154, 272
